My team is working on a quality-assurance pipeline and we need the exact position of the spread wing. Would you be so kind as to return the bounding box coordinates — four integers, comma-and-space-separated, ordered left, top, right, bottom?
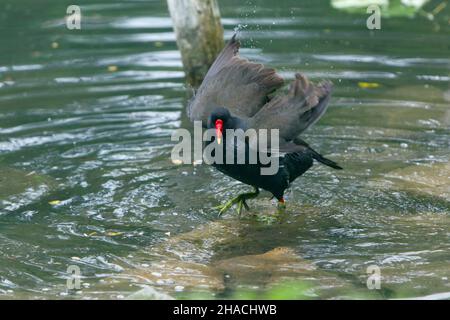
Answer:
187, 34, 284, 125
250, 73, 333, 152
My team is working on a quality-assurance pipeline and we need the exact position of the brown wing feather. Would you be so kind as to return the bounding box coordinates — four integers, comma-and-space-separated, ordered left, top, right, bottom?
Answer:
188, 34, 284, 124
250, 73, 333, 142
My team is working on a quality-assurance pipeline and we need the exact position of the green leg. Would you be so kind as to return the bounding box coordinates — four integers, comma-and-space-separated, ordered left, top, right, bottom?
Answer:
276, 200, 286, 214
214, 187, 260, 217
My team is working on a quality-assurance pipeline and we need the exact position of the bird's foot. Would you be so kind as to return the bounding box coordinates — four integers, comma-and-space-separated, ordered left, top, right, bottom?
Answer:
213, 196, 245, 216
276, 198, 286, 214
255, 198, 287, 224
277, 198, 286, 212
215, 187, 259, 217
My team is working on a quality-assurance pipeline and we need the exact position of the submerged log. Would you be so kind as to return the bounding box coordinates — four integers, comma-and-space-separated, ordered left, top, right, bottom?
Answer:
167, 0, 224, 87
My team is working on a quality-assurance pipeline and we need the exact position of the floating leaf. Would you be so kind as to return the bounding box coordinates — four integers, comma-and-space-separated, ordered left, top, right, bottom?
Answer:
48, 200, 61, 205
106, 231, 123, 237
358, 81, 380, 89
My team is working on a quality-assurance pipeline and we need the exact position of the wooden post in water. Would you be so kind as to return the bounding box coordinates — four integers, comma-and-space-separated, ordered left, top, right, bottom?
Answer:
167, 0, 224, 87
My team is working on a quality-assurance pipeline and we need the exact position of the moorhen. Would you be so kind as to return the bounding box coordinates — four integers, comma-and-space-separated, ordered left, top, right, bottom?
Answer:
187, 34, 342, 215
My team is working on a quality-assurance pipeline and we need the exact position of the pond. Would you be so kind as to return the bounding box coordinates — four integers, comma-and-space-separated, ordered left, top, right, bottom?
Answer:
0, 0, 449, 299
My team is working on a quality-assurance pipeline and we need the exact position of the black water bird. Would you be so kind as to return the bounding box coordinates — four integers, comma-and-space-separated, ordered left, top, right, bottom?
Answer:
187, 34, 342, 215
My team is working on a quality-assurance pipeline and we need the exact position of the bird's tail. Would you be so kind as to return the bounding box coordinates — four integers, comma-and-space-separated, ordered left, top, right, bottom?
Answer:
289, 138, 343, 170
283, 147, 342, 183
309, 148, 342, 170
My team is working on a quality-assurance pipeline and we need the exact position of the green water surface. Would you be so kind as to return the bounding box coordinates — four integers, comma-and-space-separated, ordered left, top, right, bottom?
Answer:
0, 0, 449, 299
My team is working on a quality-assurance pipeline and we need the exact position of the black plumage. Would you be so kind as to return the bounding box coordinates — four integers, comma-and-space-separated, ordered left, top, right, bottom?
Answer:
188, 34, 342, 215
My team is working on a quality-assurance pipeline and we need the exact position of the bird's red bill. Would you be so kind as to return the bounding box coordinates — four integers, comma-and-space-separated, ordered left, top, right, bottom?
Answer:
215, 119, 223, 144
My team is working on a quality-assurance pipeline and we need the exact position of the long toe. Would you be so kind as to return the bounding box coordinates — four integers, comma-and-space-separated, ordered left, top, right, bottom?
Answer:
215, 189, 259, 217
242, 199, 250, 211
214, 195, 241, 216
218, 206, 228, 216
215, 202, 233, 216
236, 200, 244, 217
